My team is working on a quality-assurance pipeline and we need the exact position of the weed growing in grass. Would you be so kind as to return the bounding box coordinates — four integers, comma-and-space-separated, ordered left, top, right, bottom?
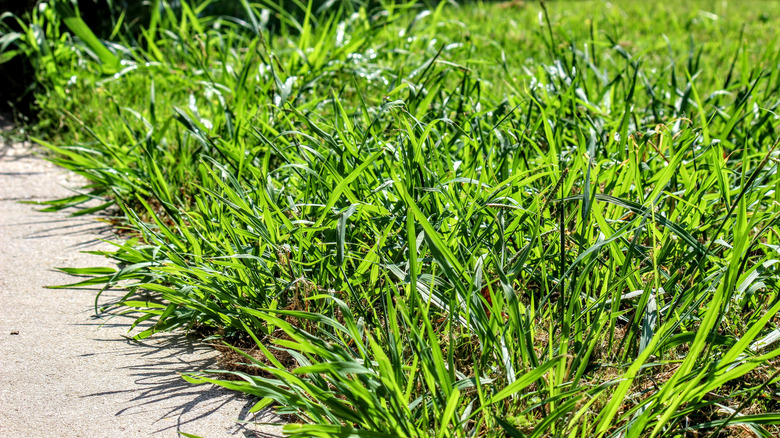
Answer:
6, 0, 780, 436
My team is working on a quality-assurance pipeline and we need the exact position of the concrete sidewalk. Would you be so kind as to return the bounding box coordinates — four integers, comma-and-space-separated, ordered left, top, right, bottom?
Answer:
0, 139, 283, 437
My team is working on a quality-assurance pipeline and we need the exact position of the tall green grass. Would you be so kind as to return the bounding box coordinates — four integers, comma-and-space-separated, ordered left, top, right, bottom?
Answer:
5, 0, 780, 436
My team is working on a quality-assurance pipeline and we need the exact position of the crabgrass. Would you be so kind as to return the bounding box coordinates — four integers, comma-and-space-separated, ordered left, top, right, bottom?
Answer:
5, 0, 780, 436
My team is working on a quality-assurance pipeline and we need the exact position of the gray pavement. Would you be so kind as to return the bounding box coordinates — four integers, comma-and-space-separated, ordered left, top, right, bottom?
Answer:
0, 138, 283, 437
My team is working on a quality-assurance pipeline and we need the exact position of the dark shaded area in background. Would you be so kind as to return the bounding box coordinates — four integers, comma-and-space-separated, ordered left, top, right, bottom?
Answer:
1, 0, 131, 118
0, 0, 38, 118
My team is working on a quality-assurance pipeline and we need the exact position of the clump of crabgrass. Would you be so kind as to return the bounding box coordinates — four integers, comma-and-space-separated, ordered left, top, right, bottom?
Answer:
6, 0, 780, 436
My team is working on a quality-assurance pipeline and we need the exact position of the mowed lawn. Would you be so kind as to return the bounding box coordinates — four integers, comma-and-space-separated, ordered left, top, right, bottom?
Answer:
5, 0, 780, 436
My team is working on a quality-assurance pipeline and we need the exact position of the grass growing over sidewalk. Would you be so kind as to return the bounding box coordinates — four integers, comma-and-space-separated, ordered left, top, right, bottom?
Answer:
5, 0, 780, 436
